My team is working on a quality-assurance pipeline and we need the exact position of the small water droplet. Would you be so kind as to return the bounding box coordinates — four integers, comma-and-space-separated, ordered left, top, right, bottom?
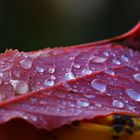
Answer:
103, 51, 109, 56
13, 71, 20, 77
133, 73, 140, 82
48, 68, 55, 73
84, 93, 95, 98
82, 69, 92, 75
0, 72, 3, 78
77, 98, 89, 107
20, 59, 32, 69
121, 55, 129, 62
65, 72, 75, 80
91, 79, 106, 93
36, 66, 44, 73
0, 79, 2, 85
44, 79, 54, 87
95, 103, 102, 108
10, 80, 29, 94
92, 56, 107, 63
73, 63, 81, 69
104, 69, 115, 76
112, 100, 124, 108
125, 89, 140, 101
50, 75, 56, 80
112, 59, 121, 65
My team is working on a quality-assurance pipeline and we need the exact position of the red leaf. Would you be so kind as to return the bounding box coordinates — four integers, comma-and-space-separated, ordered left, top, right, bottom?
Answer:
0, 23, 140, 130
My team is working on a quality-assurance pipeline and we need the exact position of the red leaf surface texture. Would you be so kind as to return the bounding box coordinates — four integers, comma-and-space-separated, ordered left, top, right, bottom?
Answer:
0, 23, 140, 130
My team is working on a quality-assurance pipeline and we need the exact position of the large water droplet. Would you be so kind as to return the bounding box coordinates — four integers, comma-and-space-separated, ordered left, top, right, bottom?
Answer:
91, 79, 106, 93
112, 59, 121, 65
36, 66, 44, 73
82, 69, 92, 75
73, 63, 81, 69
125, 89, 140, 102
44, 79, 54, 87
10, 80, 29, 94
121, 55, 129, 62
133, 73, 140, 82
77, 98, 89, 107
48, 68, 55, 73
92, 56, 107, 63
104, 69, 115, 76
65, 72, 75, 80
112, 100, 124, 108
20, 59, 32, 69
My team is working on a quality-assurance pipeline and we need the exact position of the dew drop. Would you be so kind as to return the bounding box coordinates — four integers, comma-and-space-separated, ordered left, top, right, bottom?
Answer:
20, 59, 32, 69
82, 69, 92, 75
77, 98, 89, 107
36, 66, 44, 73
65, 72, 75, 80
0, 72, 3, 77
44, 79, 54, 87
92, 56, 107, 63
0, 79, 2, 85
112, 59, 121, 65
84, 93, 95, 99
112, 100, 124, 108
50, 75, 56, 80
95, 103, 102, 108
125, 89, 140, 102
13, 71, 20, 77
103, 51, 109, 56
133, 73, 140, 82
104, 69, 115, 76
91, 79, 106, 93
121, 55, 129, 62
73, 63, 81, 69
10, 80, 29, 94
48, 68, 55, 73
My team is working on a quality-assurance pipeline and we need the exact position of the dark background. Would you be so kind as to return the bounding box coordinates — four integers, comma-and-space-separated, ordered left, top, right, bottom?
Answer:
1, 0, 140, 52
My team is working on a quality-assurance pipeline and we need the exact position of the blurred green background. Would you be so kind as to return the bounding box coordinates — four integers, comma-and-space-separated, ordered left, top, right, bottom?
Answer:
1, 0, 140, 52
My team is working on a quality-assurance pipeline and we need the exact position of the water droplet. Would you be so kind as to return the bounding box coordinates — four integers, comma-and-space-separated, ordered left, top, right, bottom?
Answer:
92, 56, 107, 63
48, 68, 55, 73
13, 71, 20, 77
77, 98, 89, 107
0, 72, 3, 77
44, 79, 54, 87
20, 59, 32, 69
91, 79, 106, 93
36, 66, 44, 73
125, 89, 140, 101
104, 69, 115, 76
103, 51, 109, 56
0, 79, 2, 85
112, 59, 121, 65
112, 100, 124, 108
84, 93, 95, 98
50, 75, 56, 80
82, 69, 92, 75
95, 103, 102, 108
65, 72, 75, 80
133, 73, 140, 82
73, 63, 81, 69
10, 80, 29, 94
121, 55, 129, 62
